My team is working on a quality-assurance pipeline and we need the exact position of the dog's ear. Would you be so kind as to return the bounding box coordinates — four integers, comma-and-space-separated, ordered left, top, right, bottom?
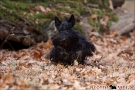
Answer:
68, 14, 75, 26
55, 16, 61, 26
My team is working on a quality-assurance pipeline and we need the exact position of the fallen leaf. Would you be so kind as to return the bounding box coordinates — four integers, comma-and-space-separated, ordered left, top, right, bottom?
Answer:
120, 36, 128, 40
0, 83, 9, 90
33, 52, 41, 59
91, 14, 98, 19
4, 75, 14, 85
19, 62, 28, 68
45, 39, 52, 49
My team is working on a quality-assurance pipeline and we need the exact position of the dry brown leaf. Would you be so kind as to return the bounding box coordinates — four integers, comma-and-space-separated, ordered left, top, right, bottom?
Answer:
74, 60, 78, 66
4, 75, 14, 85
126, 73, 135, 84
15, 66, 22, 70
117, 49, 133, 57
130, 30, 135, 40
46, 7, 51, 12
103, 15, 109, 23
91, 14, 98, 19
34, 5, 40, 11
33, 52, 41, 59
29, 8, 35, 13
100, 15, 109, 26
39, 5, 46, 12
16, 79, 28, 86
120, 36, 128, 40
110, 30, 117, 36
105, 77, 115, 85
69, 75, 75, 82
73, 80, 81, 89
45, 39, 52, 49
0, 56, 4, 61
124, 49, 133, 56
19, 62, 28, 68
34, 5, 47, 13
0, 83, 9, 89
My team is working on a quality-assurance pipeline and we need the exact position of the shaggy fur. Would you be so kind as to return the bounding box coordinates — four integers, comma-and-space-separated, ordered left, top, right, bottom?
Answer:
50, 14, 95, 65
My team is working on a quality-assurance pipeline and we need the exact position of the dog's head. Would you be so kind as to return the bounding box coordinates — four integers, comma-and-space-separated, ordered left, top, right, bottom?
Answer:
53, 14, 78, 49
54, 14, 75, 32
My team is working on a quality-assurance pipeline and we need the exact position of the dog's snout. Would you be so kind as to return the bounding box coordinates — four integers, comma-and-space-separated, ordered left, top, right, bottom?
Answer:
62, 38, 66, 42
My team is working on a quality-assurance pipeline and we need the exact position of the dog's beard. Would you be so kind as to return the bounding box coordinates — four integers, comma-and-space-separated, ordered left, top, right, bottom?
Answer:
60, 41, 69, 48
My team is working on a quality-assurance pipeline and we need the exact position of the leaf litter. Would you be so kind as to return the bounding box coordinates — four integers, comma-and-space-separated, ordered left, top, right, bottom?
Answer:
0, 31, 135, 90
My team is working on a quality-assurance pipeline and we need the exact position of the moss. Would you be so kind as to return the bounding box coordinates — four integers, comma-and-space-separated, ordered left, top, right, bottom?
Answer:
0, 8, 17, 21
110, 14, 119, 22
88, 8, 102, 33
88, 18, 96, 27
87, 0, 99, 4
0, 0, 119, 34
100, 0, 109, 8
92, 9, 103, 19
74, 23, 84, 35
0, 0, 84, 30
107, 21, 112, 29
88, 7, 119, 33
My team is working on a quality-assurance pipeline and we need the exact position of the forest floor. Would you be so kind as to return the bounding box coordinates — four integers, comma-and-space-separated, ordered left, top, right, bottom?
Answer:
0, 30, 135, 90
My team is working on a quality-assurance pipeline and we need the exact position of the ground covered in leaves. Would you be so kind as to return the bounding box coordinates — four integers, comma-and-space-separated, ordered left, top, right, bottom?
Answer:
0, 31, 135, 90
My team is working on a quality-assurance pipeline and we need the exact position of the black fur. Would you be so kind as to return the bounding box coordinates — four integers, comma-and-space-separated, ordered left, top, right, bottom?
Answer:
50, 14, 95, 65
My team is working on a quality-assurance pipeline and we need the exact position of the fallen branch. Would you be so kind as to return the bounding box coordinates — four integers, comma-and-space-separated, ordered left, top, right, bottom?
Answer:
0, 19, 48, 49
0, 27, 15, 49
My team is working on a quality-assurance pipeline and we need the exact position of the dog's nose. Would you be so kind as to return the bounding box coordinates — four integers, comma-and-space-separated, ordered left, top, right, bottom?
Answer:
62, 38, 66, 42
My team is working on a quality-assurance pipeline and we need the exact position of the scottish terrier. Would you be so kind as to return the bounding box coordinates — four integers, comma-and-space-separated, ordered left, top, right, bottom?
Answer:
50, 14, 95, 65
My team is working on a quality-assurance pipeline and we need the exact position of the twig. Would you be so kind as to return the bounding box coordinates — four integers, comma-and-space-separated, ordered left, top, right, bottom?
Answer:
87, 3, 99, 8
6, 41, 14, 50
0, 27, 15, 49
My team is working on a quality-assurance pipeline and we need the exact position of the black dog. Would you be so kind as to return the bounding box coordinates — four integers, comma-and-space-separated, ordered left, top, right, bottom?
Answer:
50, 14, 95, 65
